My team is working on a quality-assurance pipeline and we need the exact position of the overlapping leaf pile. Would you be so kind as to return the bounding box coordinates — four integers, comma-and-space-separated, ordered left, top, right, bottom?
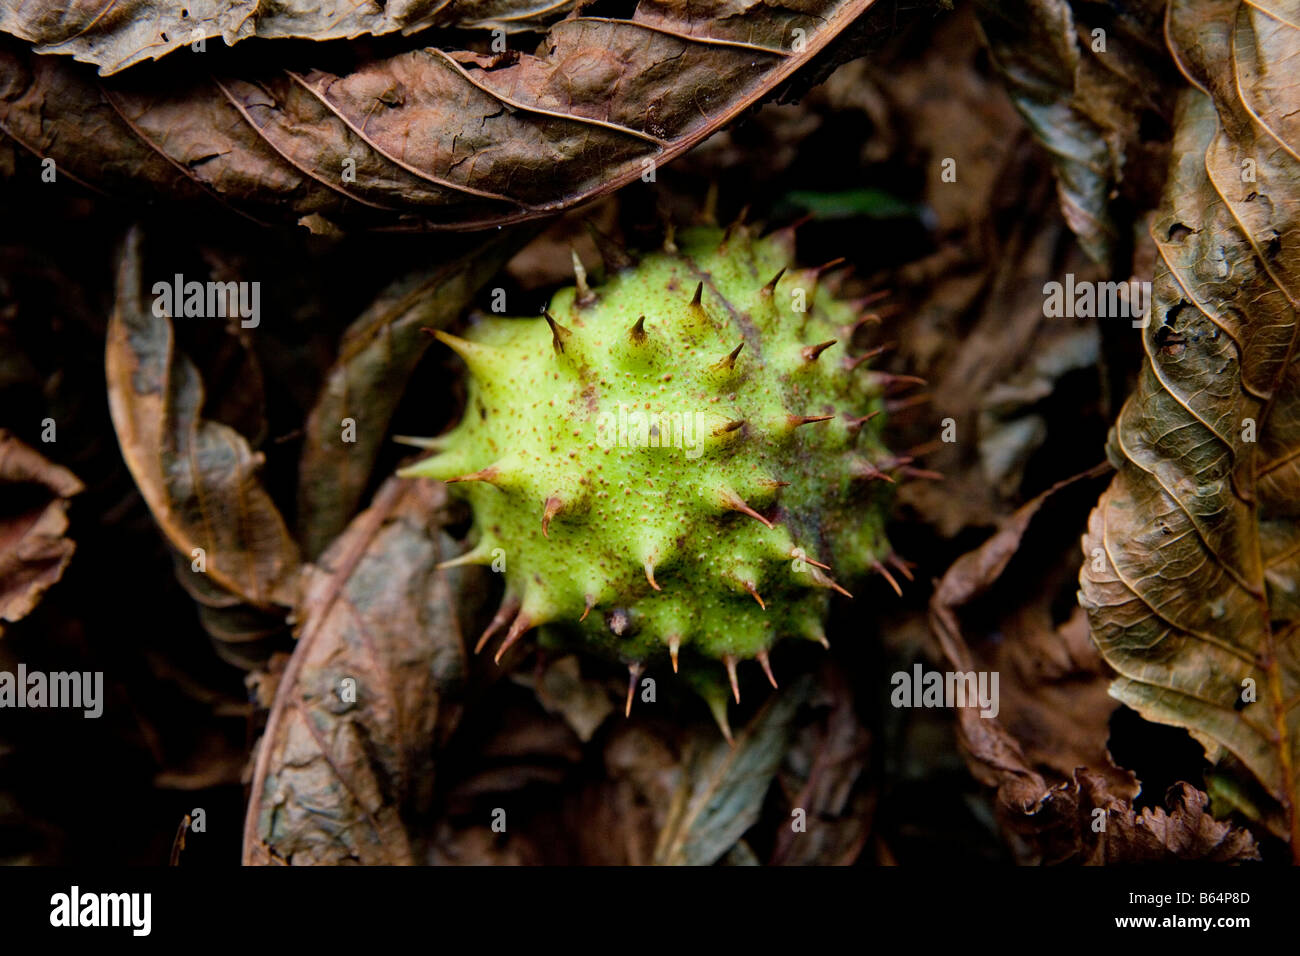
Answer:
0, 0, 576, 75
1079, 0, 1300, 850
0, 0, 877, 231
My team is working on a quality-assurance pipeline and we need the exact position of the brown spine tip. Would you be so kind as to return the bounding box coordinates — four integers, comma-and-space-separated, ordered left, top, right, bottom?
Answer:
668, 635, 680, 673
723, 655, 741, 704
579, 595, 595, 623
690, 282, 704, 308
493, 611, 534, 663
847, 301, 901, 332
542, 495, 563, 537
542, 309, 571, 355
475, 596, 520, 654
851, 289, 892, 311
844, 410, 882, 435
721, 490, 774, 529
794, 548, 831, 571
801, 339, 837, 362
761, 267, 786, 297
446, 465, 501, 485
629, 315, 647, 344
871, 559, 903, 597
815, 256, 847, 276
811, 568, 853, 599
757, 649, 778, 689
789, 414, 834, 428
850, 458, 896, 484
713, 419, 745, 437
625, 662, 644, 717
714, 341, 744, 372
873, 372, 928, 393
743, 580, 766, 610
888, 552, 916, 582
843, 342, 896, 371
644, 561, 662, 591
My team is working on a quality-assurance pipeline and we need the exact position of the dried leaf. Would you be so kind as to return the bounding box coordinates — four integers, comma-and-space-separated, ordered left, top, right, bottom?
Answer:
1078, 0, 1300, 850
1030, 770, 1259, 863
0, 0, 878, 231
564, 721, 681, 865
0, 430, 83, 632
770, 666, 872, 865
0, 0, 575, 76
296, 229, 531, 557
924, 465, 1256, 862
243, 477, 476, 865
520, 655, 616, 744
975, 0, 1175, 265
653, 675, 812, 866
933, 469, 1132, 784
106, 226, 300, 609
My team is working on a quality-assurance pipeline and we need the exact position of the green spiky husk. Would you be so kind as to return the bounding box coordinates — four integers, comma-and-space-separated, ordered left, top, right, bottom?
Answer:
401, 225, 895, 679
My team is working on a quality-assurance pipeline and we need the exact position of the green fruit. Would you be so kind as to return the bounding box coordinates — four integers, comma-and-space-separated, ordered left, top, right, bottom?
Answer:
400, 223, 902, 705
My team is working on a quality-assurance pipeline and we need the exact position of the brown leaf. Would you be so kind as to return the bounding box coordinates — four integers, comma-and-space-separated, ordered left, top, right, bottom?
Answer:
1078, 0, 1300, 851
975, 0, 1176, 266
565, 721, 683, 865
1003, 768, 1260, 864
296, 228, 532, 558
0, 0, 578, 76
242, 477, 477, 865
0, 0, 878, 231
106, 226, 300, 609
769, 666, 872, 865
518, 654, 616, 744
0, 430, 83, 633
924, 464, 1257, 862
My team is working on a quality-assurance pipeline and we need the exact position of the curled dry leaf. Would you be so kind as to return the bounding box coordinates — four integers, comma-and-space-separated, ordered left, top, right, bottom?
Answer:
0, 0, 576, 76
243, 477, 477, 865
106, 226, 300, 609
0, 430, 83, 633
297, 228, 532, 558
0, 0, 877, 231
975, 0, 1175, 266
1019, 769, 1259, 864
930, 464, 1258, 861
1078, 0, 1300, 852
